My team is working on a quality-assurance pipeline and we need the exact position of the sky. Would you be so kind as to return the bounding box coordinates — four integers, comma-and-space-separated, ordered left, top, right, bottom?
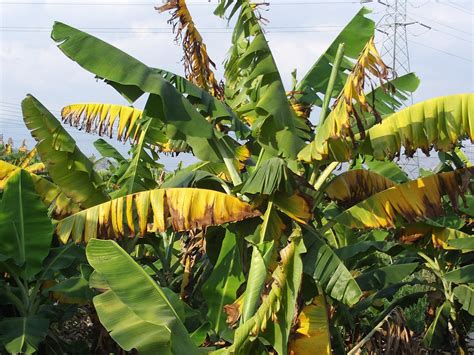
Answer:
0, 0, 473, 170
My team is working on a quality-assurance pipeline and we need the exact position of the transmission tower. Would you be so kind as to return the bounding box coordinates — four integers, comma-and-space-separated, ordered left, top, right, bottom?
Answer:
378, 0, 421, 177
379, 0, 412, 77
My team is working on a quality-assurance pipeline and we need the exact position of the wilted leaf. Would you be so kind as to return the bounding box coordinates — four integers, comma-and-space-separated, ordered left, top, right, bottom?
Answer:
325, 169, 396, 208
335, 168, 474, 229
288, 296, 331, 355
362, 93, 474, 160
56, 188, 260, 243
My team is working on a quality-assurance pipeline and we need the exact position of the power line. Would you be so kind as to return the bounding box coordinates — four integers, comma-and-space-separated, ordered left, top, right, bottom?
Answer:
440, 1, 473, 15
404, 18, 474, 44
409, 39, 473, 63
0, 26, 344, 34
430, 27, 474, 44
408, 13, 473, 36
0, 1, 360, 5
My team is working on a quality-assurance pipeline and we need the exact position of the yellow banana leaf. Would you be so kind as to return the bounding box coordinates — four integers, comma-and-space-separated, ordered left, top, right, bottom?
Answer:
61, 103, 143, 141
0, 160, 80, 217
325, 169, 396, 207
289, 296, 331, 355
362, 93, 474, 160
24, 162, 45, 174
0, 160, 45, 188
0, 160, 20, 189
298, 37, 390, 162
18, 147, 37, 168
273, 193, 312, 224
336, 167, 474, 229
56, 188, 261, 243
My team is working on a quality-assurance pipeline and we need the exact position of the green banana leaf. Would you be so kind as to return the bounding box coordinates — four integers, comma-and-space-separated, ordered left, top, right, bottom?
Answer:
223, 1, 308, 160
22, 95, 109, 208
447, 238, 474, 252
303, 229, 363, 306
295, 7, 375, 109
51, 22, 213, 141
355, 263, 418, 291
0, 316, 49, 354
365, 157, 409, 183
422, 301, 451, 349
86, 239, 197, 354
0, 170, 53, 279
240, 158, 294, 196
240, 241, 275, 322
115, 118, 158, 196
444, 265, 474, 283
453, 284, 474, 315
93, 138, 126, 163
202, 230, 244, 337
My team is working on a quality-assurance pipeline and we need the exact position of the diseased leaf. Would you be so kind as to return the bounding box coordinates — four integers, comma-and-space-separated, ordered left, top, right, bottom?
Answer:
228, 235, 306, 353
273, 193, 312, 224
157, 0, 223, 98
350, 73, 420, 134
361, 93, 474, 160
335, 168, 474, 229
298, 37, 391, 162
288, 296, 331, 355
0, 160, 79, 217
62, 103, 144, 142
56, 188, 260, 243
263, 229, 306, 355
325, 169, 396, 208
295, 7, 375, 111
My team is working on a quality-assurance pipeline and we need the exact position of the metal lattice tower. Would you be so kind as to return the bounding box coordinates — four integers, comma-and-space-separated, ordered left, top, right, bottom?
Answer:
378, 0, 421, 177
379, 0, 411, 76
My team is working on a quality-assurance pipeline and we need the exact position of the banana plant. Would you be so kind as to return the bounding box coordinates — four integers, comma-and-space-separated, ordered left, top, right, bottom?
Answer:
1, 0, 472, 353
0, 170, 92, 353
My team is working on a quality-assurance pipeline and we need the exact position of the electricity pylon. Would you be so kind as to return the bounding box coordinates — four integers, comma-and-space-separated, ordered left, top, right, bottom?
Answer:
378, 0, 421, 177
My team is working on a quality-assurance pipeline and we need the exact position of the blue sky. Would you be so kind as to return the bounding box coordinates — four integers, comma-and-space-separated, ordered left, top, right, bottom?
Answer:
0, 0, 472, 169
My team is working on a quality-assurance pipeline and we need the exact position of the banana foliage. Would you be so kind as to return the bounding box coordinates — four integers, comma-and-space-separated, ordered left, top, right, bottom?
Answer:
335, 168, 473, 229
22, 95, 109, 208
2, 0, 472, 353
56, 188, 260, 243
